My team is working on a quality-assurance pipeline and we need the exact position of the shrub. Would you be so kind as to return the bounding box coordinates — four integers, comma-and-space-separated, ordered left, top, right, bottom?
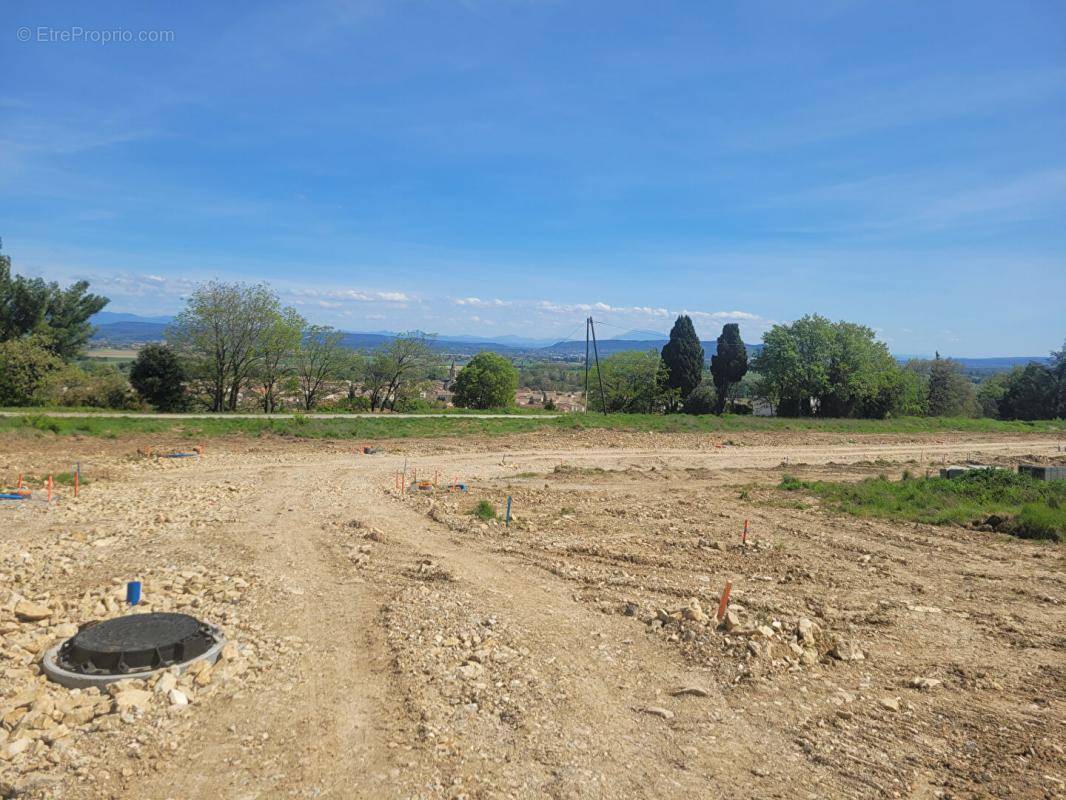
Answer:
40, 364, 141, 409
0, 338, 63, 406
682, 385, 717, 415
1010, 503, 1065, 542
472, 500, 496, 520
779, 474, 804, 490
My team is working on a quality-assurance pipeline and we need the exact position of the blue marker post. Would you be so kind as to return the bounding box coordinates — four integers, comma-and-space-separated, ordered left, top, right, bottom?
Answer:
505, 495, 512, 527
126, 581, 142, 606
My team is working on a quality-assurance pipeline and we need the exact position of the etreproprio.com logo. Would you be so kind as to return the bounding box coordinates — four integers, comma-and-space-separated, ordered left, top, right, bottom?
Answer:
16, 26, 175, 44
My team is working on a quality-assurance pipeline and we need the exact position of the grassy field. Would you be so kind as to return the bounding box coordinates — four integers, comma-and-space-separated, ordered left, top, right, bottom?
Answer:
0, 409, 1064, 440
779, 469, 1066, 542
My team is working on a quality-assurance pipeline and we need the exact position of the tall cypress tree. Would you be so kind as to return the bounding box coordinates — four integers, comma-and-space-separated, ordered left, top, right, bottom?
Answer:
660, 315, 704, 405
710, 323, 748, 414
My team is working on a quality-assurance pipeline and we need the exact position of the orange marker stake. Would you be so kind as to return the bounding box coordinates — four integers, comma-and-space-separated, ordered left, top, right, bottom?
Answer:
74, 470, 79, 498
17, 473, 22, 490
742, 519, 749, 546
47, 474, 53, 503
716, 581, 733, 621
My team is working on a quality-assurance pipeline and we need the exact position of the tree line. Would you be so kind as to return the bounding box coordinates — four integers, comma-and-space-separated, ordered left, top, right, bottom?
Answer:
137, 281, 445, 412
0, 242, 132, 408
587, 312, 1065, 421
1, 247, 1062, 419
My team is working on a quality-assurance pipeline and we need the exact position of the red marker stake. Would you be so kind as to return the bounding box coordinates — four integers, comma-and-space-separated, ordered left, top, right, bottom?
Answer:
716, 581, 733, 621
742, 519, 749, 546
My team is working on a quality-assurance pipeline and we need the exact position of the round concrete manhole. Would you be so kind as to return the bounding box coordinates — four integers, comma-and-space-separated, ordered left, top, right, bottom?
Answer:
43, 612, 225, 688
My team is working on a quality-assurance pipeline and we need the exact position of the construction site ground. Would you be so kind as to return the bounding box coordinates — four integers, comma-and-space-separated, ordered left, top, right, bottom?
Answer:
1, 428, 1063, 800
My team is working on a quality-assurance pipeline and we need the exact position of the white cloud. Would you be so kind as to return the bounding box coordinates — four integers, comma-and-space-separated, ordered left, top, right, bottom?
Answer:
288, 287, 412, 304
683, 309, 761, 321
534, 300, 670, 316
454, 297, 511, 308
534, 300, 765, 325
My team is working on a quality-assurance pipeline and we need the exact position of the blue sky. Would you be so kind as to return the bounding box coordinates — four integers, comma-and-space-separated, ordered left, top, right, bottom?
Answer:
2, 1, 1064, 356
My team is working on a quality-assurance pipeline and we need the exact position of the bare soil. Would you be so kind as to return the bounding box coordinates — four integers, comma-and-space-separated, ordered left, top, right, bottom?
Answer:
1, 430, 1063, 799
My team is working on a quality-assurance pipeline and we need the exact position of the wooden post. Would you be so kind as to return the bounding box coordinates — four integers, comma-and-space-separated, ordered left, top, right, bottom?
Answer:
47, 474, 53, 503
715, 581, 733, 621
742, 519, 748, 546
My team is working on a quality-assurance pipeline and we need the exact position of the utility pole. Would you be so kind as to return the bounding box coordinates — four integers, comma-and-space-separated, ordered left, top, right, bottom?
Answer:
584, 316, 590, 413
589, 317, 607, 416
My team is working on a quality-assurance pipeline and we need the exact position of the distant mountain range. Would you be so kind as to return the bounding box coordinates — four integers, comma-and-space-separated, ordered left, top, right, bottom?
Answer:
92, 311, 176, 325
87, 312, 1052, 367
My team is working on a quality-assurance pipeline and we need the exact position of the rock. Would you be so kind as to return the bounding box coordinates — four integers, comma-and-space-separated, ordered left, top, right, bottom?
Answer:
796, 617, 820, 644
669, 686, 709, 698
721, 609, 741, 632
194, 666, 214, 687
909, 677, 943, 691
7, 689, 40, 710
457, 662, 483, 680
640, 706, 674, 720
879, 697, 901, 712
168, 689, 189, 707
681, 599, 708, 623
0, 738, 31, 761
113, 689, 152, 712
14, 601, 51, 622
53, 623, 78, 638
41, 725, 70, 745
154, 672, 178, 695
755, 625, 775, 639
622, 602, 639, 617
657, 608, 683, 625
830, 640, 865, 662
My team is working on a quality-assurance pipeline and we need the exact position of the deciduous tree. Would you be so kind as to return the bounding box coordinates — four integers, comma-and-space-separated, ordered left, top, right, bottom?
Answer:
296, 325, 345, 410
451, 352, 519, 409
256, 307, 305, 412
168, 281, 280, 411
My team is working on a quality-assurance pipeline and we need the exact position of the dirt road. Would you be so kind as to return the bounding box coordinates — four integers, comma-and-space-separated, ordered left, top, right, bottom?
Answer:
1, 431, 1063, 799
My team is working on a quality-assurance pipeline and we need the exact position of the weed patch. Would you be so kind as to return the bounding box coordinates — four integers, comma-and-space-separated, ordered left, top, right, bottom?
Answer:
778, 469, 1065, 542
472, 500, 496, 521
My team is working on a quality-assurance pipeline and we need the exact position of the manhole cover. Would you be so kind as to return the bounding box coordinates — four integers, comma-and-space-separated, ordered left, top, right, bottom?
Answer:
44, 612, 225, 688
